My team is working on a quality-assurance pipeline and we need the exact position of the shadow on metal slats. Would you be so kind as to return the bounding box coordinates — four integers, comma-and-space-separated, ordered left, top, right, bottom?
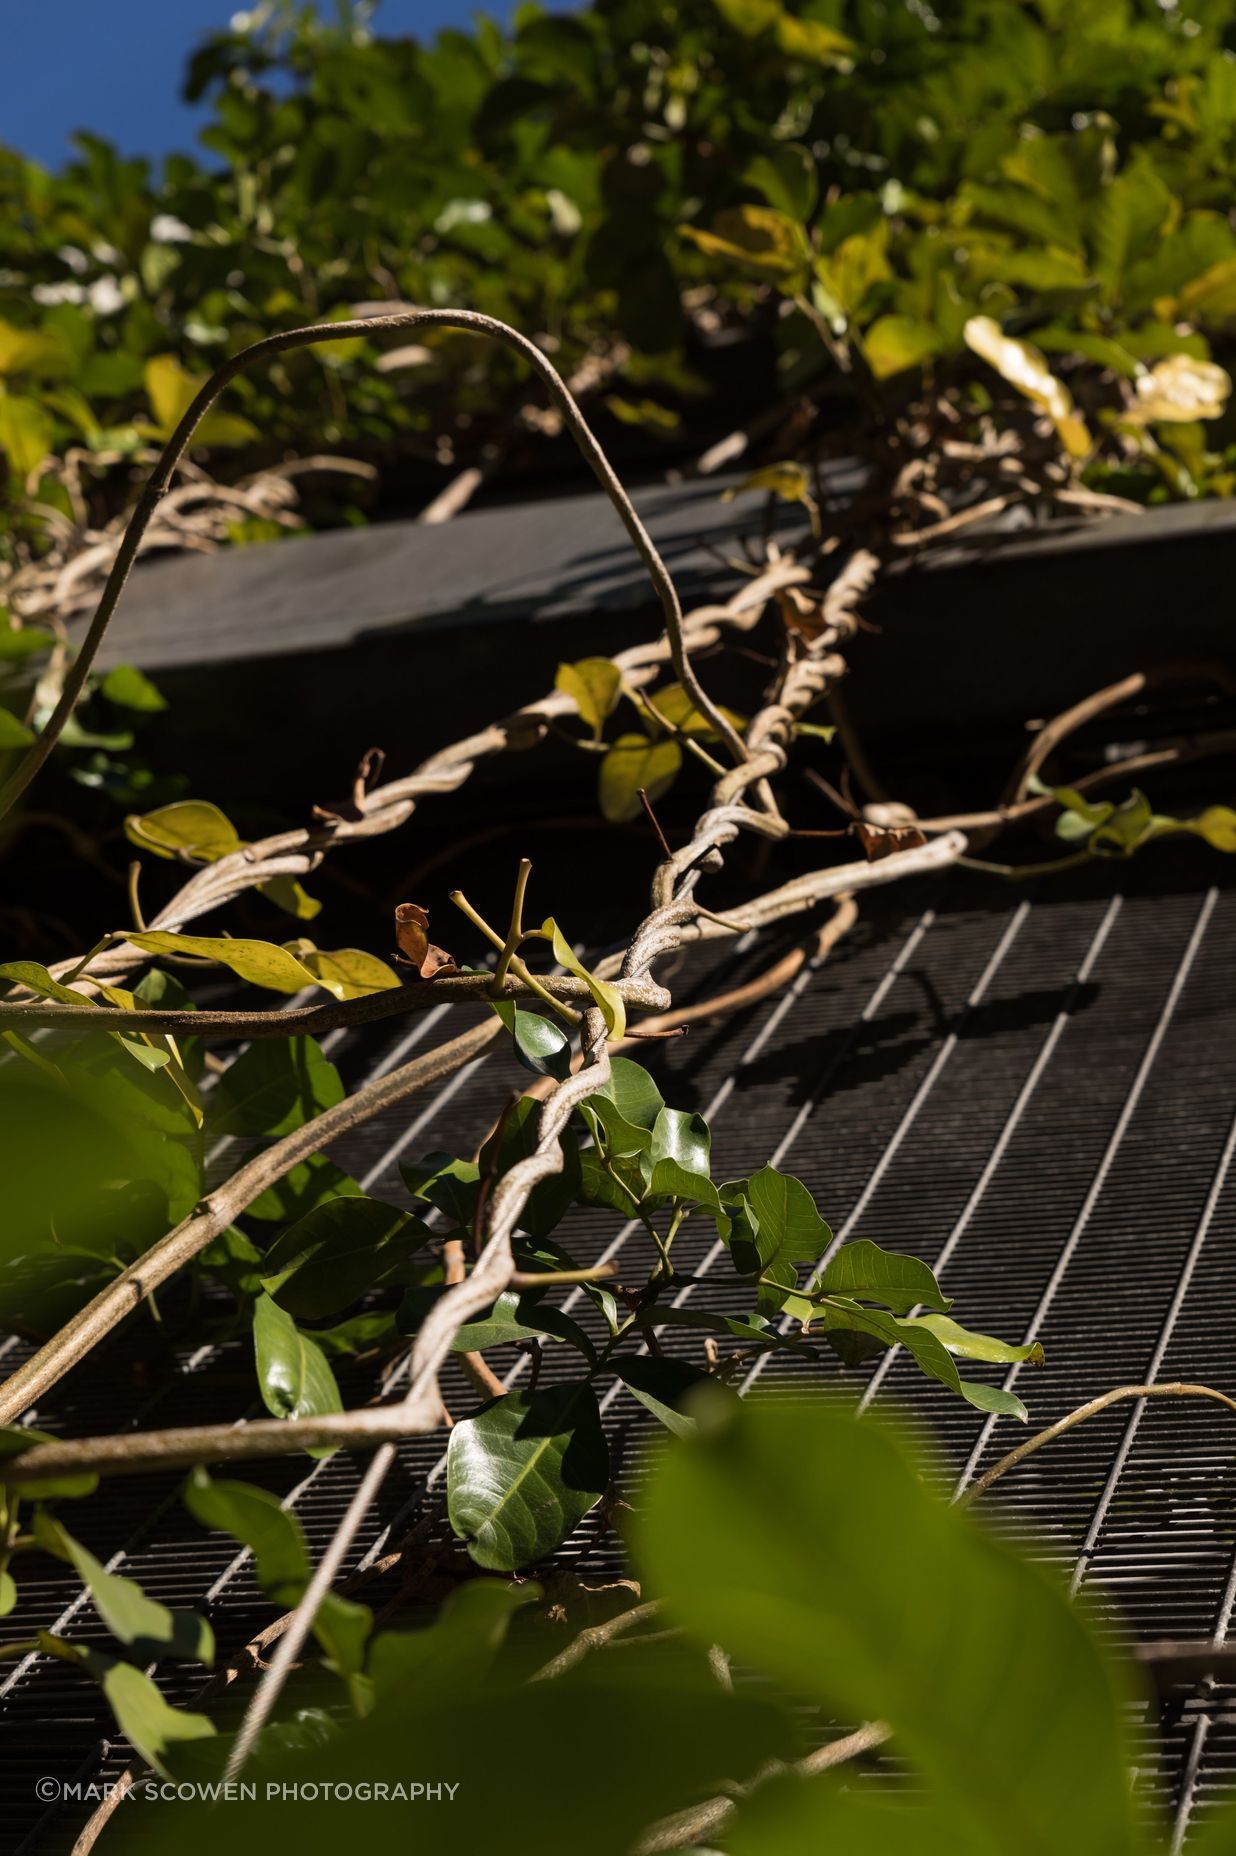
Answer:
5, 851, 1236, 1850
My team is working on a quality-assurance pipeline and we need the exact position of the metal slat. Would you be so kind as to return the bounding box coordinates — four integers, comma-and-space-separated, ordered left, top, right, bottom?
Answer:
956, 889, 1220, 1495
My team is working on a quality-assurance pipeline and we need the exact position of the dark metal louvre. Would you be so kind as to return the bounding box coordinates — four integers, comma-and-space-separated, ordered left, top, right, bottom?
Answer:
5, 851, 1236, 1850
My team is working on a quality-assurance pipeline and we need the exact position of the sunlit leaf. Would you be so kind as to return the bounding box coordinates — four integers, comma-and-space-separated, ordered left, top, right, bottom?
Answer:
555, 656, 623, 738
964, 316, 1091, 459
447, 1382, 609, 1570
598, 732, 681, 824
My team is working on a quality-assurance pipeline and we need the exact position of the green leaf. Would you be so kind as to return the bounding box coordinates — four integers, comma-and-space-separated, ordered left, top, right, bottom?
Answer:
598, 732, 681, 824
184, 1468, 310, 1605
555, 657, 622, 738
582, 1057, 664, 1157
367, 1579, 539, 1704
34, 1512, 212, 1664
125, 800, 242, 864
541, 918, 625, 1038
632, 1305, 816, 1355
899, 1313, 1044, 1366
183, 1468, 370, 1683
0, 1569, 16, 1616
0, 625, 55, 661
742, 1165, 831, 1305
818, 1238, 950, 1315
0, 708, 35, 748
479, 1095, 581, 1240
210, 1036, 345, 1139
646, 1107, 720, 1207
635, 1401, 1141, 1856
245, 1153, 362, 1224
86, 1653, 215, 1778
0, 1424, 97, 1499
253, 1293, 343, 1442
451, 1287, 597, 1362
490, 999, 572, 1079
615, 1356, 727, 1437
260, 1197, 430, 1319
100, 665, 167, 713
400, 1151, 480, 1227
814, 1299, 1028, 1421
447, 1382, 609, 1570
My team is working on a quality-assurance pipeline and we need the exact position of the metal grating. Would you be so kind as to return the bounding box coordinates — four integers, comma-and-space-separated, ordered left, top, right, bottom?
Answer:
4, 847, 1236, 1851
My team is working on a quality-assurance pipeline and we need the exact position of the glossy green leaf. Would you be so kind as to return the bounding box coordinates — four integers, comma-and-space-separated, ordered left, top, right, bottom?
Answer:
451, 1287, 597, 1361
245, 1153, 362, 1224
211, 1035, 344, 1139
900, 1313, 1044, 1366
818, 1238, 951, 1315
490, 998, 573, 1078
447, 1382, 609, 1570
738, 1165, 831, 1305
253, 1293, 343, 1441
400, 1151, 480, 1227
260, 1197, 430, 1319
813, 1299, 1029, 1421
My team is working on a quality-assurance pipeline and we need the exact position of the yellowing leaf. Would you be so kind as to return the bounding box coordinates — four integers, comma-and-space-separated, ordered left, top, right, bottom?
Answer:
0, 320, 73, 379
964, 316, 1091, 459
863, 314, 941, 380
815, 223, 891, 320
1189, 806, 1236, 852
1178, 255, 1236, 324
555, 657, 623, 738
1130, 355, 1231, 423
774, 12, 853, 62
293, 946, 401, 1000
128, 932, 323, 996
125, 800, 243, 864
0, 395, 54, 479
681, 205, 807, 275
598, 733, 682, 823
647, 681, 746, 741
727, 462, 810, 503
541, 918, 625, 1039
144, 355, 258, 448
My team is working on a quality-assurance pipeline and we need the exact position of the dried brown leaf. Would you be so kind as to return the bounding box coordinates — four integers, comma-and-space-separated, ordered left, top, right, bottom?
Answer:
394, 902, 458, 978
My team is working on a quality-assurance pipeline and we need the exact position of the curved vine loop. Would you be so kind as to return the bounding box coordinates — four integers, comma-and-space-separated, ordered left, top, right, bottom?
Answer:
0, 305, 747, 820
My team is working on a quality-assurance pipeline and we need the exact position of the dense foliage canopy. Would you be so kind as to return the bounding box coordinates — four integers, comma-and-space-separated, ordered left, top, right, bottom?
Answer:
6, 0, 1236, 582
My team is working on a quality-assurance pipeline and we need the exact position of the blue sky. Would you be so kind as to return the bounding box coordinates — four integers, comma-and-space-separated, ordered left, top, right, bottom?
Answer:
2, 1, 497, 170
